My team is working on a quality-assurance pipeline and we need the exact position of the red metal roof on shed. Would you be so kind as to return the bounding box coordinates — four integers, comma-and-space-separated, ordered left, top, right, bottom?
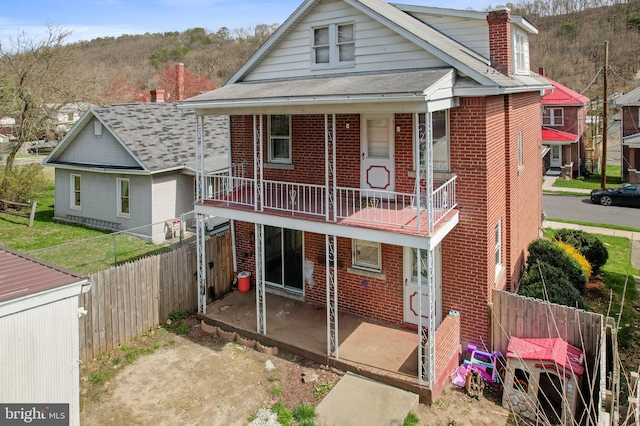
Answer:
0, 246, 86, 303
506, 337, 585, 376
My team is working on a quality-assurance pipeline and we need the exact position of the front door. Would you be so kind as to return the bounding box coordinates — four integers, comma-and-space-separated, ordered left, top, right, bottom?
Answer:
361, 114, 395, 197
550, 145, 562, 168
403, 245, 442, 327
264, 226, 303, 292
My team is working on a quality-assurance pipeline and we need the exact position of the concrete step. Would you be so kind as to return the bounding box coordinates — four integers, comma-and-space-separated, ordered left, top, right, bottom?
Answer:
315, 372, 419, 426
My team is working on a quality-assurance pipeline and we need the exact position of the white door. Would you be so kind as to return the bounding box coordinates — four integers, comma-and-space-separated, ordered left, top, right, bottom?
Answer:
403, 245, 442, 327
550, 145, 562, 168
361, 114, 395, 196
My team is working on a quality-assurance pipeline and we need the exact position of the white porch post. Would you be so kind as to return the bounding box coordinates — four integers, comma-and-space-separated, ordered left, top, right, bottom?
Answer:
195, 115, 207, 314
325, 114, 337, 222
255, 223, 266, 334
417, 247, 436, 386
326, 234, 338, 357
254, 115, 264, 212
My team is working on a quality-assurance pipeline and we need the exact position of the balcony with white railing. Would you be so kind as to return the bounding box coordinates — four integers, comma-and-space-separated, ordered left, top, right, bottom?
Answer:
201, 163, 457, 237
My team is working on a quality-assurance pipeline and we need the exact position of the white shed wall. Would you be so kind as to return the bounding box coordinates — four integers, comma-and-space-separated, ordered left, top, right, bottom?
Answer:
0, 296, 80, 426
150, 172, 195, 242
244, 0, 445, 81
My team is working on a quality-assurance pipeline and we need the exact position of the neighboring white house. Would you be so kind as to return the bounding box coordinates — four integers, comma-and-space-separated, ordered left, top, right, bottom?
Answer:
43, 102, 228, 242
0, 246, 91, 426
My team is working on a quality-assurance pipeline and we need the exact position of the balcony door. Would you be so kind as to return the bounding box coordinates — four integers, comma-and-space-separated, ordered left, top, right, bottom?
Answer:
264, 226, 303, 292
361, 114, 395, 197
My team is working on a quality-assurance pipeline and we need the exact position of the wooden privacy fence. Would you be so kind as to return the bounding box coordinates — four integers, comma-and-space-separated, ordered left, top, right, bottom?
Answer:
491, 289, 603, 360
79, 233, 234, 361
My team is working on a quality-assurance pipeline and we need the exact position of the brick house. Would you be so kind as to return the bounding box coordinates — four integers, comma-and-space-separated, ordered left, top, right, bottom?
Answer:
179, 0, 549, 396
539, 71, 590, 178
614, 87, 640, 183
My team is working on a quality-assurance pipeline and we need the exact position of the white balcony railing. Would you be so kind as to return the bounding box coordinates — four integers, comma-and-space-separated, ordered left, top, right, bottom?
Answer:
204, 165, 457, 234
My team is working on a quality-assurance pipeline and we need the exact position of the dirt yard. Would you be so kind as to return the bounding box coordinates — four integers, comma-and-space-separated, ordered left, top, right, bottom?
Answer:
80, 315, 517, 425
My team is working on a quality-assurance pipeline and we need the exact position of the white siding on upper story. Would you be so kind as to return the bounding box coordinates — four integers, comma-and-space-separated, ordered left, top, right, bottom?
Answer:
244, 0, 446, 81
56, 118, 141, 168
0, 296, 81, 426
405, 12, 490, 60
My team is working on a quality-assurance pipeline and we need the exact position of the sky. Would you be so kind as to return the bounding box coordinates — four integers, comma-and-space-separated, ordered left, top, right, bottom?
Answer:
0, 0, 499, 48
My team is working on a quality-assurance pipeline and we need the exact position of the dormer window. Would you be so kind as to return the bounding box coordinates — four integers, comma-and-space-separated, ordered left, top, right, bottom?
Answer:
513, 29, 529, 75
312, 23, 354, 68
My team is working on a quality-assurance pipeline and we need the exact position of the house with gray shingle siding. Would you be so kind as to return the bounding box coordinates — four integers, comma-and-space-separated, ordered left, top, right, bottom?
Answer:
43, 102, 228, 242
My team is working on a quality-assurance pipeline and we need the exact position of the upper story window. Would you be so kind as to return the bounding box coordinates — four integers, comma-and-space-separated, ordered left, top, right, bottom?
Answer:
513, 30, 529, 75
312, 23, 354, 68
543, 108, 564, 126
268, 115, 291, 163
418, 110, 449, 172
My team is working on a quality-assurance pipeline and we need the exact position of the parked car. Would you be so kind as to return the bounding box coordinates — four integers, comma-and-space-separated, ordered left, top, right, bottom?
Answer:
590, 183, 640, 207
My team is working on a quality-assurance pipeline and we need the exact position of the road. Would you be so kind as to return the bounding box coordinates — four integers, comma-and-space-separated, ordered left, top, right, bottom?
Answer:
543, 193, 640, 229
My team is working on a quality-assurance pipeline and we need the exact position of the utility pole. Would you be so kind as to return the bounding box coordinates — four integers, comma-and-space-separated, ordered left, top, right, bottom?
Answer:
600, 41, 609, 189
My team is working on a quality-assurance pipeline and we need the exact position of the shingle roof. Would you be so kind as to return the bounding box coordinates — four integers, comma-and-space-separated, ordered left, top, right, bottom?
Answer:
91, 103, 228, 172
0, 247, 86, 304
615, 87, 640, 106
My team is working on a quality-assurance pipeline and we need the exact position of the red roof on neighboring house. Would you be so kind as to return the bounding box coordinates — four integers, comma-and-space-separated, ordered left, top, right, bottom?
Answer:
542, 127, 579, 143
506, 337, 585, 376
541, 76, 590, 106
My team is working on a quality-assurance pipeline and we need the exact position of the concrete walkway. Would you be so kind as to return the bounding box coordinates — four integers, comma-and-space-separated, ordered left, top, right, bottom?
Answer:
542, 173, 592, 194
315, 372, 418, 426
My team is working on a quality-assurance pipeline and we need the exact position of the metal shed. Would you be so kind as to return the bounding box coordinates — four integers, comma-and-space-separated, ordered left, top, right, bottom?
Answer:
0, 246, 90, 426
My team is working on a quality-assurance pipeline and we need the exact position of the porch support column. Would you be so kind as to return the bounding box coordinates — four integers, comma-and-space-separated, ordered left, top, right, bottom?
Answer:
195, 114, 207, 314
326, 234, 338, 357
255, 223, 266, 334
325, 114, 337, 222
425, 111, 434, 234
417, 247, 436, 386
253, 115, 264, 212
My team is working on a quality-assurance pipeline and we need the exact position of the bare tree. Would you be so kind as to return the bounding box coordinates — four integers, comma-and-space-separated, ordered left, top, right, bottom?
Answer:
0, 26, 93, 189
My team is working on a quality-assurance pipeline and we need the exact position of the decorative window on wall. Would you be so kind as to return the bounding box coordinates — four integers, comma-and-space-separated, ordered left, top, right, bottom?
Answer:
117, 178, 130, 218
312, 23, 354, 68
70, 174, 81, 210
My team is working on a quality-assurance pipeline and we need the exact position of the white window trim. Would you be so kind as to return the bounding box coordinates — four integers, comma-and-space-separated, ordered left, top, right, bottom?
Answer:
117, 178, 130, 218
495, 220, 502, 279
512, 29, 529, 75
310, 22, 355, 69
517, 130, 524, 170
268, 114, 292, 164
543, 107, 564, 126
352, 239, 381, 273
70, 174, 81, 210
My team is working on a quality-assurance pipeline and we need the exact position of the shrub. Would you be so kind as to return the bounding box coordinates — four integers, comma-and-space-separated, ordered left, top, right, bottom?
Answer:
519, 262, 587, 309
553, 229, 609, 273
526, 239, 588, 294
556, 241, 592, 278
0, 163, 49, 203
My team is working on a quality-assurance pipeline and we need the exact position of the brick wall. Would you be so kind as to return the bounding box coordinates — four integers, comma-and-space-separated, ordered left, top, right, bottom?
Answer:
487, 9, 512, 77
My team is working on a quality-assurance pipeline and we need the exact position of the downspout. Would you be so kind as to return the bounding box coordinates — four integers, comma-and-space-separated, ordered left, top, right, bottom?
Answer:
227, 115, 238, 274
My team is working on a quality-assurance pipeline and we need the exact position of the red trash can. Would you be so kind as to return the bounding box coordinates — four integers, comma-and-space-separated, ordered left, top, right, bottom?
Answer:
237, 271, 251, 292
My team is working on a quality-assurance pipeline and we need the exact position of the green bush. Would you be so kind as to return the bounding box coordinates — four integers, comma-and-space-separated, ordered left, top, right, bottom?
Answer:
553, 229, 609, 273
0, 163, 49, 203
526, 239, 588, 294
519, 262, 587, 309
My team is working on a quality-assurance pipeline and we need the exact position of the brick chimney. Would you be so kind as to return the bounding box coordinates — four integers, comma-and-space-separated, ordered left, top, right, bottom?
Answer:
150, 89, 166, 103
175, 63, 185, 101
487, 8, 512, 77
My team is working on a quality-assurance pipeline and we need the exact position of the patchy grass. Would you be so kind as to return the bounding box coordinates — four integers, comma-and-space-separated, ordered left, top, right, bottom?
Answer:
314, 382, 333, 397
0, 181, 169, 274
402, 412, 420, 426
546, 219, 640, 234
552, 166, 622, 190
